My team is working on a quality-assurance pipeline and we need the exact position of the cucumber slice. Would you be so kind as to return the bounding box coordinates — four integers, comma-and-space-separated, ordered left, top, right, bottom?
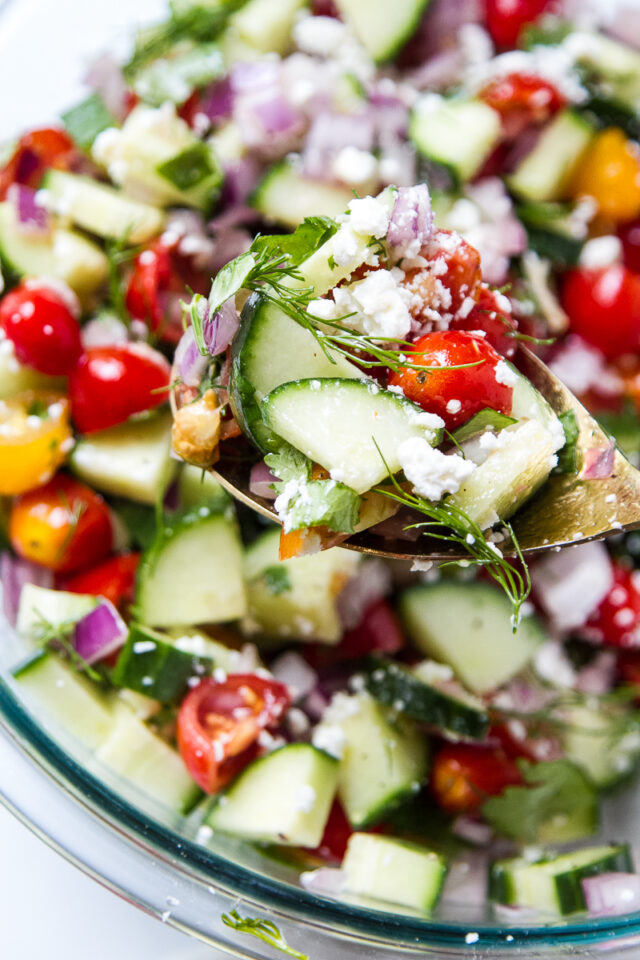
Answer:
0, 202, 108, 301
508, 109, 595, 203
334, 0, 430, 63
251, 160, 355, 230
261, 378, 443, 495
489, 844, 634, 916
111, 623, 215, 701
0, 342, 65, 400
561, 704, 640, 789
315, 691, 428, 828
62, 93, 115, 150
69, 411, 178, 506
400, 582, 544, 694
205, 744, 339, 846
244, 526, 360, 645
343, 833, 448, 912
136, 504, 247, 627
16, 584, 98, 640
517, 201, 585, 267
410, 97, 502, 183
42, 171, 164, 245
229, 295, 362, 450
568, 32, 640, 110
223, 0, 308, 57
365, 657, 490, 741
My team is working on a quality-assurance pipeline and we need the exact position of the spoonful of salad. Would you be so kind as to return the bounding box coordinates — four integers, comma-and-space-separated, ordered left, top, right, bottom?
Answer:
171, 186, 640, 617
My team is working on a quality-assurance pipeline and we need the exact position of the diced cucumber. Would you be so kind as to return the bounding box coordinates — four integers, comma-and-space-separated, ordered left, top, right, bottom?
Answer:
205, 744, 339, 846
568, 32, 640, 110
251, 160, 355, 230
178, 463, 230, 510
13, 651, 114, 749
0, 202, 108, 302
489, 844, 634, 916
111, 623, 215, 701
410, 97, 502, 183
400, 582, 544, 694
343, 833, 448, 912
450, 420, 557, 530
229, 295, 362, 450
365, 657, 490, 741
16, 584, 98, 641
508, 109, 595, 203
61, 93, 116, 150
517, 201, 585, 267
243, 526, 360, 644
69, 411, 178, 506
561, 704, 640, 790
0, 343, 65, 400
334, 0, 430, 63
42, 170, 164, 245
451, 408, 517, 445
136, 503, 247, 627
315, 691, 428, 828
223, 0, 308, 58
509, 364, 564, 438
261, 378, 443, 495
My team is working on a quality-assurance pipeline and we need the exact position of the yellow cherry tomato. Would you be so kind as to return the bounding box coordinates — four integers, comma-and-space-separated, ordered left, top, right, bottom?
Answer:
0, 390, 72, 495
571, 128, 640, 223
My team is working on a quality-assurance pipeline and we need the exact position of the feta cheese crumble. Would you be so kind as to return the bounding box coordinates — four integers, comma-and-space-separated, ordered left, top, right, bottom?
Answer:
309, 269, 414, 341
331, 146, 378, 186
397, 437, 476, 501
494, 359, 518, 388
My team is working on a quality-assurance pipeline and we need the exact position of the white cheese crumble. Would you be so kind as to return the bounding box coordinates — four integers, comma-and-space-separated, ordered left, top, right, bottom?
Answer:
446, 399, 462, 415
331, 146, 378, 186
294, 784, 317, 813
397, 437, 476, 501
579, 235, 623, 270
343, 196, 390, 238
310, 269, 413, 341
494, 359, 518, 388
312, 723, 346, 758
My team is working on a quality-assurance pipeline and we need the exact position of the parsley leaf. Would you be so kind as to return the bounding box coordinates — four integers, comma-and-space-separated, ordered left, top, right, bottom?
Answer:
265, 444, 312, 484
262, 565, 292, 595
251, 216, 338, 267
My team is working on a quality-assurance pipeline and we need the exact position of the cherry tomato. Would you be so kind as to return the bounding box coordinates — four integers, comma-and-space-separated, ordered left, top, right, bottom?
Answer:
584, 565, 640, 649
0, 281, 81, 375
308, 801, 353, 863
63, 553, 140, 609
571, 129, 640, 224
388, 330, 514, 430
0, 127, 75, 199
481, 72, 565, 138
451, 285, 518, 358
430, 743, 522, 815
401, 230, 482, 325
68, 343, 171, 434
484, 0, 555, 49
337, 600, 405, 660
561, 265, 640, 360
0, 391, 72, 495
177, 675, 291, 793
10, 474, 113, 574
618, 219, 640, 273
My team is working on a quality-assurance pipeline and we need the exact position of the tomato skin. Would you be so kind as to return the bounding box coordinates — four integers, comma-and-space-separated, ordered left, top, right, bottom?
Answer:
484, 0, 555, 49
125, 241, 173, 333
451, 285, 518, 358
0, 127, 75, 199
0, 282, 82, 375
618, 219, 640, 274
63, 553, 140, 609
430, 743, 522, 815
68, 344, 171, 434
561, 265, 640, 360
571, 129, 640, 224
309, 801, 353, 863
401, 231, 482, 325
0, 391, 72, 496
388, 330, 514, 430
585, 566, 640, 649
10, 474, 113, 574
481, 72, 565, 138
177, 675, 291, 794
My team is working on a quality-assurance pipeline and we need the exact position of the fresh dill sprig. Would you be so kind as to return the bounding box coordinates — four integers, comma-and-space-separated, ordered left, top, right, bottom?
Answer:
221, 910, 308, 960
32, 612, 103, 683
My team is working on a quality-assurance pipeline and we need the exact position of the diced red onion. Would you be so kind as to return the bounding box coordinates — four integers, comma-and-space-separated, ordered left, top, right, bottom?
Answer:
302, 688, 330, 721
210, 205, 257, 233
387, 184, 433, 255
163, 479, 180, 512
300, 868, 345, 895
451, 816, 494, 847
582, 873, 640, 917
8, 184, 50, 234
84, 52, 129, 121
369, 508, 422, 541
232, 61, 304, 151
175, 325, 210, 387
492, 903, 542, 922
575, 651, 617, 695
503, 126, 544, 174
73, 599, 127, 664
401, 0, 482, 66
408, 49, 465, 91
202, 76, 233, 122
221, 157, 262, 207
1, 552, 53, 627
202, 297, 239, 357
81, 314, 129, 349
249, 460, 279, 500
271, 651, 318, 700
15, 148, 40, 183
463, 178, 527, 286
531, 541, 614, 631
581, 441, 616, 480
302, 111, 374, 181
336, 560, 392, 630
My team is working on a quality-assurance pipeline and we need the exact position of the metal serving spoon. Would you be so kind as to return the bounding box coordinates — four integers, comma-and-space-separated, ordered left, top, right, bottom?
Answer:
176, 346, 640, 561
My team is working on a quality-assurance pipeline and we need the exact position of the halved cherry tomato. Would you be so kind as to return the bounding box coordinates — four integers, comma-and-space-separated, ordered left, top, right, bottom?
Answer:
388, 330, 514, 430
451, 285, 518, 358
68, 343, 171, 434
0, 391, 72, 495
585, 565, 640, 649
304, 600, 405, 670
0, 281, 82, 375
177, 675, 291, 793
484, 0, 555, 49
308, 801, 353, 863
63, 553, 140, 609
480, 73, 565, 138
0, 127, 75, 199
561, 265, 640, 360
430, 742, 522, 815
571, 128, 640, 224
401, 230, 482, 324
10, 474, 113, 573
618, 219, 640, 274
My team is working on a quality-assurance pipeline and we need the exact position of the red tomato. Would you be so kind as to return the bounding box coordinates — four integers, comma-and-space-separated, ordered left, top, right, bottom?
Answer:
430, 743, 522, 815
388, 330, 514, 430
309, 801, 353, 863
618, 219, 640, 274
451, 285, 518, 358
585, 565, 640, 649
0, 127, 75, 199
561, 265, 640, 360
177, 675, 291, 793
10, 474, 113, 574
480, 72, 565, 138
617, 650, 640, 698
484, 0, 555, 49
401, 230, 482, 324
0, 281, 82, 375
337, 600, 405, 660
68, 343, 171, 434
63, 553, 140, 609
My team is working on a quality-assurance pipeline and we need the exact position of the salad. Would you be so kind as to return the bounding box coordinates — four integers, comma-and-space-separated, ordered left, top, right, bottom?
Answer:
3, 0, 640, 933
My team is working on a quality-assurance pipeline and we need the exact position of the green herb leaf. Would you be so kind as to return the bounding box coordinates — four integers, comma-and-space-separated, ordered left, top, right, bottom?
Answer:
451, 408, 517, 445
553, 410, 580, 475
265, 444, 312, 484
279, 478, 362, 535
110, 500, 159, 551
262, 565, 292, 595
61, 93, 115, 150
251, 215, 338, 268
221, 910, 308, 960
157, 141, 218, 191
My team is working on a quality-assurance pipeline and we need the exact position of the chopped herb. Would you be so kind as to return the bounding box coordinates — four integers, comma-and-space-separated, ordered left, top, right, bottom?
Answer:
262, 565, 292, 595
31, 612, 103, 683
553, 410, 580, 475
61, 93, 115, 150
157, 142, 217, 191
221, 910, 308, 960
252, 216, 338, 267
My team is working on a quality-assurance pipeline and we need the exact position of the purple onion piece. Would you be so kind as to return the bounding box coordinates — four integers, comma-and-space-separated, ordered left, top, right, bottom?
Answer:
74, 599, 127, 665
387, 184, 433, 254
581, 442, 616, 480
1, 552, 53, 627
15, 148, 40, 183
8, 184, 50, 233
302, 111, 375, 181
202, 297, 239, 357
174, 325, 210, 387
202, 76, 233, 122
249, 460, 279, 500
582, 873, 640, 917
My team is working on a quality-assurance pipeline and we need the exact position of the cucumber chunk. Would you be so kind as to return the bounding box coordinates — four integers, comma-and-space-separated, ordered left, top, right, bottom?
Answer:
16, 584, 98, 640
343, 833, 448, 912
252, 160, 355, 229
112, 623, 215, 701
223, 0, 308, 58
261, 378, 443, 495
568, 32, 640, 110
205, 744, 339, 846
400, 582, 544, 694
70, 411, 178, 505
0, 344, 65, 400
315, 691, 428, 828
561, 704, 640, 789
334, 0, 430, 63
508, 109, 595, 203
243, 527, 360, 645
136, 504, 247, 627
490, 844, 634, 916
410, 97, 502, 183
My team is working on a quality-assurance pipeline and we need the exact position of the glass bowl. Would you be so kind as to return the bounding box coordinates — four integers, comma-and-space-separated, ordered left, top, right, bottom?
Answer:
3, 1, 640, 956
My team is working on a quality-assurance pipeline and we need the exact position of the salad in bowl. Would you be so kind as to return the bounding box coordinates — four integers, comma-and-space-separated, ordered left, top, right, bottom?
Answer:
4, 0, 640, 948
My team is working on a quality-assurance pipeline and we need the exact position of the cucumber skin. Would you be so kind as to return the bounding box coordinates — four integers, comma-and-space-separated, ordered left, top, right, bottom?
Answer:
111, 624, 214, 702
228, 294, 277, 451
335, 0, 432, 64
